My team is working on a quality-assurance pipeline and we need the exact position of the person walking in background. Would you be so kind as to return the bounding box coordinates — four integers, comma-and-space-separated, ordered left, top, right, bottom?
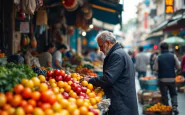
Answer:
128, 50, 136, 64
181, 51, 185, 79
53, 44, 67, 70
83, 31, 138, 115
39, 43, 55, 68
153, 42, 180, 115
135, 46, 149, 79
150, 50, 158, 75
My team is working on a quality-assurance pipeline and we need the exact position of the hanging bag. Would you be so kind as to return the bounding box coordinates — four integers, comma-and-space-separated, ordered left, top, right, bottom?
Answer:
22, 0, 36, 15
36, 10, 48, 25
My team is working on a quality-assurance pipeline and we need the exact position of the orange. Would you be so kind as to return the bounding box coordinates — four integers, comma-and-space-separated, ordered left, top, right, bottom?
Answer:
38, 75, 46, 82
57, 81, 65, 88
67, 103, 77, 113
68, 98, 76, 104
7, 107, 15, 115
87, 84, 93, 90
0, 93, 7, 107
28, 99, 36, 107
86, 89, 91, 94
52, 87, 59, 94
71, 109, 80, 115
68, 81, 73, 85
59, 109, 70, 115
59, 88, 65, 93
14, 84, 24, 94
50, 82, 57, 88
21, 78, 28, 86
95, 96, 101, 103
87, 112, 94, 115
39, 83, 48, 92
79, 106, 88, 115
25, 80, 34, 88
83, 102, 90, 108
31, 91, 41, 101
71, 73, 78, 78
49, 79, 56, 84
89, 98, 97, 105
64, 85, 71, 93
70, 92, 77, 98
33, 108, 44, 115
24, 104, 34, 114
31, 77, 40, 86
40, 103, 51, 110
59, 99, 69, 109
52, 102, 62, 112
5, 92, 13, 103
88, 92, 96, 98
81, 81, 88, 87
76, 99, 84, 107
2, 104, 11, 110
11, 94, 22, 107
56, 94, 63, 102
0, 110, 9, 115
45, 109, 54, 115
15, 107, 25, 115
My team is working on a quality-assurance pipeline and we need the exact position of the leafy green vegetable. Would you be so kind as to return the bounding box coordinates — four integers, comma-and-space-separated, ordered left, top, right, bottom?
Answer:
0, 62, 36, 93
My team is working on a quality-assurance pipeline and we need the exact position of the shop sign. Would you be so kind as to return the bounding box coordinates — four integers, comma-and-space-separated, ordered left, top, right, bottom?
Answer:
165, 0, 174, 14
20, 22, 29, 33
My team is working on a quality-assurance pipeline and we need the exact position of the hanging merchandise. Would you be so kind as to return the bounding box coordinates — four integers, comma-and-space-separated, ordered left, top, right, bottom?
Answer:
14, 0, 20, 5
22, 0, 36, 15
62, 0, 79, 11
36, 10, 48, 26
18, 8, 26, 20
20, 22, 30, 33
21, 35, 28, 46
67, 26, 75, 36
35, 0, 43, 11
31, 36, 37, 48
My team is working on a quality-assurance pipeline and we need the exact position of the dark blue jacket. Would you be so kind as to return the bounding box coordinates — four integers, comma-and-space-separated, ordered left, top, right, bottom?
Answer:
89, 43, 138, 115
158, 51, 176, 78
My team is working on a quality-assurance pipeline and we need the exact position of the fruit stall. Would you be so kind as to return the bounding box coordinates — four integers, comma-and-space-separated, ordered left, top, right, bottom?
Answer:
0, 62, 108, 115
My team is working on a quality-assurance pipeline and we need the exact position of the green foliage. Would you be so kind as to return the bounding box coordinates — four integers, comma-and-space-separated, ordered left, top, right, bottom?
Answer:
0, 63, 36, 93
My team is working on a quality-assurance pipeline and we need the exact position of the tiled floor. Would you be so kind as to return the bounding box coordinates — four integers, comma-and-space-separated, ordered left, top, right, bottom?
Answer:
135, 71, 185, 115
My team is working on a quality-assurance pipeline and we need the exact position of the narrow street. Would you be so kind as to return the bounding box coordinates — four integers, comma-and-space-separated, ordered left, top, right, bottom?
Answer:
136, 71, 185, 115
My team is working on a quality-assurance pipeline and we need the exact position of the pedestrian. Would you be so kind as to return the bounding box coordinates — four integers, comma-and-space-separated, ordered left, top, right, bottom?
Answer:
135, 46, 149, 79
52, 44, 67, 70
153, 42, 180, 114
39, 43, 55, 68
150, 50, 158, 75
83, 31, 138, 115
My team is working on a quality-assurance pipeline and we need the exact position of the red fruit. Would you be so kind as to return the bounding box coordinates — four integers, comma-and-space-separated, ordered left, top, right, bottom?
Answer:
60, 70, 66, 77
55, 75, 63, 81
31, 91, 41, 101
14, 84, 24, 94
5, 92, 13, 103
48, 94, 56, 104
79, 92, 86, 97
78, 96, 85, 99
76, 87, 82, 94
64, 75, 71, 82
24, 104, 34, 114
40, 103, 51, 110
22, 88, 32, 99
54, 69, 61, 76
62, 92, 69, 99
81, 87, 87, 93
19, 100, 28, 108
47, 71, 53, 77
41, 90, 53, 102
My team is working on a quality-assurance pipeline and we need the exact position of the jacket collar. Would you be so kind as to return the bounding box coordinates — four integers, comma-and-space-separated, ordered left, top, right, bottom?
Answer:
161, 50, 169, 53
106, 43, 122, 57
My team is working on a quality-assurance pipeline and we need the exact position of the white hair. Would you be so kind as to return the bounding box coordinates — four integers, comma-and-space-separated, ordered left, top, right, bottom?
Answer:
95, 30, 116, 44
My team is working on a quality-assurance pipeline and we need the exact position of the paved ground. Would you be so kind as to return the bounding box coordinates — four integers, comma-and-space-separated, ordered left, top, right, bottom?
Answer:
135, 71, 185, 115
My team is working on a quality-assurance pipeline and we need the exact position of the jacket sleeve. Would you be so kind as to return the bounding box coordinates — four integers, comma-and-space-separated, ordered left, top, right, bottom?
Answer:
135, 55, 139, 72
153, 57, 158, 72
174, 55, 180, 70
181, 56, 185, 71
89, 53, 124, 87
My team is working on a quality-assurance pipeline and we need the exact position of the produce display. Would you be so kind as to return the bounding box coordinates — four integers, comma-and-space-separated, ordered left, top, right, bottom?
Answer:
0, 53, 5, 58
0, 65, 104, 115
140, 76, 157, 81
0, 63, 36, 92
76, 66, 97, 77
144, 103, 172, 113
175, 75, 185, 82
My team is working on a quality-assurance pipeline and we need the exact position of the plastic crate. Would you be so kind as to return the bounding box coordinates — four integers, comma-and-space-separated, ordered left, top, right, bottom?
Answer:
141, 80, 158, 91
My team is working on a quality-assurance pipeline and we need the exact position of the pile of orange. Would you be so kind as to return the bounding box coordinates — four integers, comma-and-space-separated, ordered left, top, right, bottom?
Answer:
175, 75, 185, 82
0, 72, 103, 115
76, 68, 97, 77
146, 103, 172, 112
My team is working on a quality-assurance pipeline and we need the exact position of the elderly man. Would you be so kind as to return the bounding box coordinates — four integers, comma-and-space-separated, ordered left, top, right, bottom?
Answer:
84, 31, 138, 115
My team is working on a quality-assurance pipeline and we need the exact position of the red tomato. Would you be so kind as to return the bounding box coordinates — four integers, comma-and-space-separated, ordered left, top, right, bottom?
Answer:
19, 100, 28, 108
5, 92, 13, 103
54, 69, 61, 76
22, 88, 32, 99
14, 84, 24, 94
40, 103, 51, 110
31, 91, 41, 101
60, 70, 66, 77
47, 70, 53, 77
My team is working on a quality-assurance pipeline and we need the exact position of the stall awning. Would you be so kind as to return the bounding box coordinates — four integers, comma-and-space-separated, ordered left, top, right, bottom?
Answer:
89, 0, 123, 25
145, 31, 163, 41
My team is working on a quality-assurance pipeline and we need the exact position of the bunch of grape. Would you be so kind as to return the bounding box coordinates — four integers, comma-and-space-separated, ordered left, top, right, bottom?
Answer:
32, 66, 47, 76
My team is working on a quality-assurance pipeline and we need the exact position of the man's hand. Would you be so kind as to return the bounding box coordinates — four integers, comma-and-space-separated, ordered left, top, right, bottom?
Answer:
80, 76, 91, 82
